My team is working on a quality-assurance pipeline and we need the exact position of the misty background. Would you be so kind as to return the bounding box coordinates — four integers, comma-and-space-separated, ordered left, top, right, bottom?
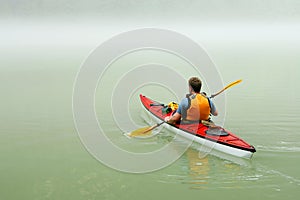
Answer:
1, 0, 300, 21
2, 1, 300, 53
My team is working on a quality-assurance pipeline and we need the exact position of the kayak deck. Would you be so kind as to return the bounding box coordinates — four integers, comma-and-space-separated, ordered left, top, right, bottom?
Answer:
140, 94, 256, 157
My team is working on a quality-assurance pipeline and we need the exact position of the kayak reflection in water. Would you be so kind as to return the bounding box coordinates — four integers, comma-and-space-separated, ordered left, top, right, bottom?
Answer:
164, 77, 218, 125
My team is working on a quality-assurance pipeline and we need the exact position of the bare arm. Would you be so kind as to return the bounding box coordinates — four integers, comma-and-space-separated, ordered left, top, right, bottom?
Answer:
165, 112, 181, 124
211, 109, 218, 116
208, 98, 218, 116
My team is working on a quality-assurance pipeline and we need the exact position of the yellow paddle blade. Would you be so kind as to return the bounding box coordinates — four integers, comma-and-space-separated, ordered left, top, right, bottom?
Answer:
224, 79, 242, 90
210, 79, 242, 98
128, 126, 153, 137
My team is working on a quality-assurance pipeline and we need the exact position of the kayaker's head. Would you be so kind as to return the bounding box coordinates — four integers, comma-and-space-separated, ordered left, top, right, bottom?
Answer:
188, 77, 202, 93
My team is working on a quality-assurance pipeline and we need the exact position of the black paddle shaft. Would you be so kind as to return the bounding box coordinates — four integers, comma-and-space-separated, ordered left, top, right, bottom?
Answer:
150, 103, 164, 106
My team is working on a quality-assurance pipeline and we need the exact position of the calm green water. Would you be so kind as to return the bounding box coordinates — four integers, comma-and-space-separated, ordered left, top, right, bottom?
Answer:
1, 20, 300, 200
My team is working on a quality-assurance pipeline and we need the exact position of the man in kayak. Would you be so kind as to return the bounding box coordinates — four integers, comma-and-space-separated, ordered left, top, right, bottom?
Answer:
164, 77, 218, 124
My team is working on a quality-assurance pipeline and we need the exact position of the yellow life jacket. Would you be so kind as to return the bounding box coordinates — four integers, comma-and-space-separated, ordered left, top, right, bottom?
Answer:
186, 94, 211, 121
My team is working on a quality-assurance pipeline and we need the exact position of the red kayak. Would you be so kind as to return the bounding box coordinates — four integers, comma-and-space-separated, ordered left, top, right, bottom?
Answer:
140, 94, 256, 159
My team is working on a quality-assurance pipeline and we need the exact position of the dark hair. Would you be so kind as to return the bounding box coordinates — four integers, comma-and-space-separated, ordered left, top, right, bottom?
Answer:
188, 77, 202, 93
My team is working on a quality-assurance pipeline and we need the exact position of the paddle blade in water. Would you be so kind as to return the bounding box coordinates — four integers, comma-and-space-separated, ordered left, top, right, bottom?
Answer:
127, 126, 153, 137
126, 122, 164, 138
